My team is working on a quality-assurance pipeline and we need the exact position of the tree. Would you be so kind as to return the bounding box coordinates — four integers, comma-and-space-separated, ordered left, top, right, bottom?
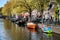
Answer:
36, 0, 50, 23
11, 0, 50, 22
56, 0, 60, 23
2, 2, 12, 16
2, 0, 50, 22
56, 0, 60, 4
12, 0, 37, 21
0, 7, 3, 14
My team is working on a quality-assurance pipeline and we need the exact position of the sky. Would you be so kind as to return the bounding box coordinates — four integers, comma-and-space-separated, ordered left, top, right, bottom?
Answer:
0, 0, 8, 8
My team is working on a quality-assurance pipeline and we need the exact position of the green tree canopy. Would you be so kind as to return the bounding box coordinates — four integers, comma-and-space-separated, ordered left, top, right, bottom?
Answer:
56, 0, 60, 4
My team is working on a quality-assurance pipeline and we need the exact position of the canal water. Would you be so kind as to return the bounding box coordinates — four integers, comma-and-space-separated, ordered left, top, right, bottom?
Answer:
0, 19, 60, 40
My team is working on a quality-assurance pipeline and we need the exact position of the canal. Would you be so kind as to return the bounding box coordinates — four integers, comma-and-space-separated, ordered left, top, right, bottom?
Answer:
0, 19, 60, 40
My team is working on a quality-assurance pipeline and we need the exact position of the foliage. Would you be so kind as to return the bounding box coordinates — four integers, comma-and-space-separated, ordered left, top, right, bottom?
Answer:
56, 0, 60, 4
0, 7, 3, 13
2, 2, 12, 16
54, 6, 59, 19
2, 0, 50, 16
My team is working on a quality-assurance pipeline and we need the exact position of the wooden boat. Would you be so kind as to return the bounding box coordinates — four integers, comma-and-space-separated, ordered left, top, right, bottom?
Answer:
27, 23, 37, 29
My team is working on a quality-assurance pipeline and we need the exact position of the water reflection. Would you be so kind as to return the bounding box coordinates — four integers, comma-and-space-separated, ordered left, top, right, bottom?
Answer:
28, 28, 53, 40
43, 33, 53, 40
3, 19, 12, 30
0, 19, 11, 40
28, 29, 40, 40
0, 19, 60, 40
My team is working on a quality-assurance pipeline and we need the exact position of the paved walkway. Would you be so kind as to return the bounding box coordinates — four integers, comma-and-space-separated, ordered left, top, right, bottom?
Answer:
51, 25, 60, 34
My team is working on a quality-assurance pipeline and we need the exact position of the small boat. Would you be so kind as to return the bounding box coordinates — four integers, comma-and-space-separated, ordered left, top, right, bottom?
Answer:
17, 21, 26, 27
27, 22, 37, 29
42, 26, 52, 33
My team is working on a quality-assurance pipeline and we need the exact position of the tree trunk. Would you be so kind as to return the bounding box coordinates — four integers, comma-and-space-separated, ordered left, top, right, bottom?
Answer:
41, 9, 44, 24
41, 3, 44, 24
29, 8, 32, 22
58, 4, 60, 24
